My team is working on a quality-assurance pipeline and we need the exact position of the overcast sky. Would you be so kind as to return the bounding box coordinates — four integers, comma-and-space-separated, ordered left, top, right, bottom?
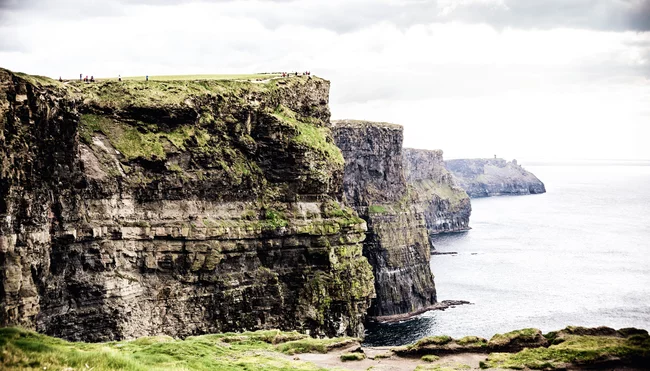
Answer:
1, 0, 649, 161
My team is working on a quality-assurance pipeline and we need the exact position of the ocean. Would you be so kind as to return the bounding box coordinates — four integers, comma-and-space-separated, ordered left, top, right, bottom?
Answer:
363, 164, 650, 346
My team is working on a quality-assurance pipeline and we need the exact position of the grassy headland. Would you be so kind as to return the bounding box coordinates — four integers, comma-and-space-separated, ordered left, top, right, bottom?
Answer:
2, 326, 649, 370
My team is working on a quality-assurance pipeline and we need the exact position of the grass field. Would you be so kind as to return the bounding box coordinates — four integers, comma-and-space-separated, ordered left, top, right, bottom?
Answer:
0, 327, 337, 371
98, 74, 282, 82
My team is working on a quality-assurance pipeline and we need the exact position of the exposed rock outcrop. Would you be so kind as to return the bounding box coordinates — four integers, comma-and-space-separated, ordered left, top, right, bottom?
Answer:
0, 69, 375, 341
444, 158, 546, 198
332, 120, 437, 319
403, 149, 471, 234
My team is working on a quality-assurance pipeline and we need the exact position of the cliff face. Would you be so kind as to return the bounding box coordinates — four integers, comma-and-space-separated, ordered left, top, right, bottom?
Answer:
332, 120, 436, 318
444, 158, 546, 198
0, 69, 375, 341
403, 149, 471, 234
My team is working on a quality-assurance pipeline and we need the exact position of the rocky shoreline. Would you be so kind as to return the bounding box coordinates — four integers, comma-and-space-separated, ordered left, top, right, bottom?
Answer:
367, 300, 473, 323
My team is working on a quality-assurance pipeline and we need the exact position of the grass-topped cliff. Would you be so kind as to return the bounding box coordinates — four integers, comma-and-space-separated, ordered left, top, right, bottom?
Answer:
0, 68, 375, 342
403, 148, 472, 235
2, 326, 648, 370
444, 158, 546, 198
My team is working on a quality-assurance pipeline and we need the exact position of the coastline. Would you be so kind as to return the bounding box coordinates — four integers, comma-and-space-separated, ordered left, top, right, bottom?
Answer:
367, 300, 472, 323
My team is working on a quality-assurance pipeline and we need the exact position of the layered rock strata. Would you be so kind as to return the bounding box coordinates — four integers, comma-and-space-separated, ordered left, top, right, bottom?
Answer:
403, 149, 471, 234
332, 120, 436, 318
0, 69, 375, 341
445, 158, 546, 198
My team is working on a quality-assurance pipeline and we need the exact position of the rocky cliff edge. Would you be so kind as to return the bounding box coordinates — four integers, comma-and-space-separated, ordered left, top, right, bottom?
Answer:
332, 120, 437, 319
403, 148, 471, 235
444, 158, 546, 198
0, 69, 375, 341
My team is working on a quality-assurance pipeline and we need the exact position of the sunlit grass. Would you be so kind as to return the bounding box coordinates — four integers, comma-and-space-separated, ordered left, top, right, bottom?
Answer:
0, 327, 337, 371
101, 74, 282, 81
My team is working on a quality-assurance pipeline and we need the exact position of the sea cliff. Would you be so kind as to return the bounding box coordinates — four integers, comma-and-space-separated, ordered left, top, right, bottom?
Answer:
0, 69, 375, 341
332, 120, 437, 319
445, 158, 546, 198
403, 148, 471, 235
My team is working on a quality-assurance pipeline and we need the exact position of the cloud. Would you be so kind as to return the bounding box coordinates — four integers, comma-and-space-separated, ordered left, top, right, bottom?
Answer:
0, 0, 648, 160
1, 0, 649, 32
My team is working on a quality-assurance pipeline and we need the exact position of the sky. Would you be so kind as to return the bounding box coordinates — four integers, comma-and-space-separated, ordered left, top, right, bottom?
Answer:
1, 0, 649, 161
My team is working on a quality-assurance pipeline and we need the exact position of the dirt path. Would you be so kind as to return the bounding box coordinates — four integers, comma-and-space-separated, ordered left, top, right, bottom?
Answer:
289, 345, 490, 371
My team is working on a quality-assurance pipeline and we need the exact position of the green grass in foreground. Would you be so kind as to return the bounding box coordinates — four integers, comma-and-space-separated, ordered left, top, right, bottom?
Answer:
421, 354, 440, 362
275, 337, 357, 355
480, 333, 650, 369
0, 327, 336, 371
106, 74, 281, 81
339, 352, 365, 361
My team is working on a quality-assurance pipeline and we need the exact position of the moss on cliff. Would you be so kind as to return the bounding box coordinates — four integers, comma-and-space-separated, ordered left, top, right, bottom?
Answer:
411, 179, 467, 210
273, 105, 344, 166
2, 68, 370, 342
481, 332, 650, 369
79, 114, 212, 161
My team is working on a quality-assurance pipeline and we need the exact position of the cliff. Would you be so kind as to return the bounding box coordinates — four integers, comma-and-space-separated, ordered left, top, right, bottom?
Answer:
403, 149, 471, 234
445, 158, 546, 198
332, 120, 437, 318
0, 68, 375, 341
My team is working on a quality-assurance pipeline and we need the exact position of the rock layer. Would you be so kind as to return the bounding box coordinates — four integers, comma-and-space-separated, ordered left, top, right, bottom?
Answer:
0, 69, 375, 341
403, 149, 471, 234
444, 158, 546, 198
332, 120, 436, 318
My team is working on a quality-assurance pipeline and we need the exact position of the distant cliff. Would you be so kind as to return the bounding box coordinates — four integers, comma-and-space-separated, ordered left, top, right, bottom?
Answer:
332, 120, 437, 319
403, 149, 471, 234
444, 158, 546, 198
0, 68, 375, 341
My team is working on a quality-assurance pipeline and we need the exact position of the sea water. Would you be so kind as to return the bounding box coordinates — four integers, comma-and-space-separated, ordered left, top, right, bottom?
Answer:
364, 164, 650, 346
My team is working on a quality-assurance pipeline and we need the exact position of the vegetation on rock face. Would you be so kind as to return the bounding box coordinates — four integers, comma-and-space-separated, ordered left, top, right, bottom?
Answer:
264, 208, 289, 229
410, 179, 468, 209
2, 69, 374, 342
0, 327, 334, 371
272, 105, 344, 167
367, 205, 388, 214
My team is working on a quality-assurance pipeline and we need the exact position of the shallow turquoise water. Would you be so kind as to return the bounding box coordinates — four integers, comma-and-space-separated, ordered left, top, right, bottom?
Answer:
363, 165, 650, 346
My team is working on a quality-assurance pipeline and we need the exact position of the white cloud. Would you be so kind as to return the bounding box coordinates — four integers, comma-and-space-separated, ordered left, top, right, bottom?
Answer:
0, 0, 648, 160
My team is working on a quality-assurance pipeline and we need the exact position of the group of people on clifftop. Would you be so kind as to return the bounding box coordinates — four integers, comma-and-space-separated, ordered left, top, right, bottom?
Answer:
281, 71, 311, 77
77, 74, 95, 83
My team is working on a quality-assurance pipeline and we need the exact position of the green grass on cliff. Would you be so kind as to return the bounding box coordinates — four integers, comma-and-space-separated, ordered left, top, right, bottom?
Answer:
410, 179, 468, 208
0, 327, 338, 371
107, 74, 281, 81
276, 337, 357, 355
272, 105, 344, 167
80, 114, 209, 161
481, 332, 650, 369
